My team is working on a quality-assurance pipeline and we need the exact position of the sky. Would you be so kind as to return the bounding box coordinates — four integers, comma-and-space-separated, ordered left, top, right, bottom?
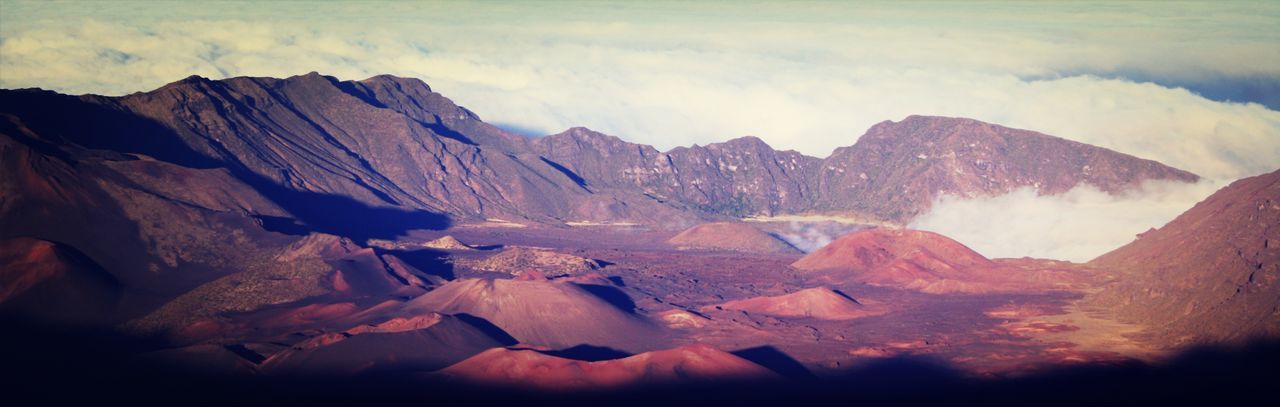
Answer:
2, 0, 1277, 261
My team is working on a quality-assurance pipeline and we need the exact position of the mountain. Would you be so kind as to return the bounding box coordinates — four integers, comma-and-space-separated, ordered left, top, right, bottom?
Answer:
2, 74, 1196, 232
530, 129, 819, 216
436, 344, 778, 391
792, 228, 1094, 293
1089, 169, 1280, 345
262, 313, 515, 375
533, 117, 1198, 222
398, 278, 664, 350
667, 222, 801, 254
0, 72, 1198, 332
0, 111, 347, 323
0, 238, 120, 324
812, 115, 1200, 222
716, 287, 872, 320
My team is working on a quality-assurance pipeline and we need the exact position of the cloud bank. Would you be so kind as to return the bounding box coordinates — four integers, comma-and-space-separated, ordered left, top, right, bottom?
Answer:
908, 180, 1224, 262
1, 1, 1276, 259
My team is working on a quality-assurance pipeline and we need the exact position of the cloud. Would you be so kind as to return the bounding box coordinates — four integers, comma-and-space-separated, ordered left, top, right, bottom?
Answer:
908, 179, 1224, 262
774, 221, 845, 253
1, 1, 1276, 259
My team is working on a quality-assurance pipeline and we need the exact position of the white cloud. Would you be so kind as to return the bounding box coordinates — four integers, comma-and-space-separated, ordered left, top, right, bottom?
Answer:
908, 179, 1224, 262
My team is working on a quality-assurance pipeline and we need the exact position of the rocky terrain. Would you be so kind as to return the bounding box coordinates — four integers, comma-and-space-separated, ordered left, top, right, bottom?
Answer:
462, 247, 603, 277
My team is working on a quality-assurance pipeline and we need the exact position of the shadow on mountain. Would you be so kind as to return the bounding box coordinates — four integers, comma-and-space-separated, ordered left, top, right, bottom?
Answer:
253, 215, 312, 236
730, 346, 814, 379
539, 344, 633, 362
574, 284, 638, 313
377, 248, 455, 280
4, 315, 1279, 405
540, 157, 589, 189
0, 90, 222, 169
0, 90, 451, 242
229, 169, 451, 242
452, 313, 519, 346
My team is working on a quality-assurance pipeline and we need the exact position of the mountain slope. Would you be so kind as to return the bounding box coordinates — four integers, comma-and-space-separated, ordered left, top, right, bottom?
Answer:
1089, 169, 1280, 345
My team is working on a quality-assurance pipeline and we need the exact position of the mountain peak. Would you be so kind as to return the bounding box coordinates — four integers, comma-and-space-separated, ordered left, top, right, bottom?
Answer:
720, 135, 770, 148
155, 74, 213, 91
360, 74, 433, 92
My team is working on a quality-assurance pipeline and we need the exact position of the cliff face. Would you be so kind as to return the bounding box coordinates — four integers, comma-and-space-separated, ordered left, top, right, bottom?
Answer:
1089, 169, 1280, 345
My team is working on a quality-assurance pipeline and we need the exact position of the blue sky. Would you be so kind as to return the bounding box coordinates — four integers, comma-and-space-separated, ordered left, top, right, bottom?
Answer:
2, 0, 1277, 259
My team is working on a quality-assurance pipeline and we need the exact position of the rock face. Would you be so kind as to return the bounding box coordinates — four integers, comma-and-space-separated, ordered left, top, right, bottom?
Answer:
667, 222, 800, 254
792, 228, 1091, 294
437, 344, 777, 391
400, 278, 662, 350
1089, 169, 1280, 345
717, 287, 871, 320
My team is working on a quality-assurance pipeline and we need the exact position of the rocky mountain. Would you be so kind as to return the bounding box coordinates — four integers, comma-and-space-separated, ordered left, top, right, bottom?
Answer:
2, 73, 1197, 232
533, 117, 1198, 223
1089, 169, 1280, 345
530, 128, 819, 216
812, 116, 1200, 222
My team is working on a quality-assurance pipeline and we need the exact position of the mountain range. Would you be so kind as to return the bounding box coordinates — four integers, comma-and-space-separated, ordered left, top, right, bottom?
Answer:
2, 72, 1273, 400
2, 72, 1196, 232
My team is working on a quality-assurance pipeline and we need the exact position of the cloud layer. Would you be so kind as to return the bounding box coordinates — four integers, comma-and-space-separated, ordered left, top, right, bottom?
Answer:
2, 1, 1276, 259
909, 180, 1224, 262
